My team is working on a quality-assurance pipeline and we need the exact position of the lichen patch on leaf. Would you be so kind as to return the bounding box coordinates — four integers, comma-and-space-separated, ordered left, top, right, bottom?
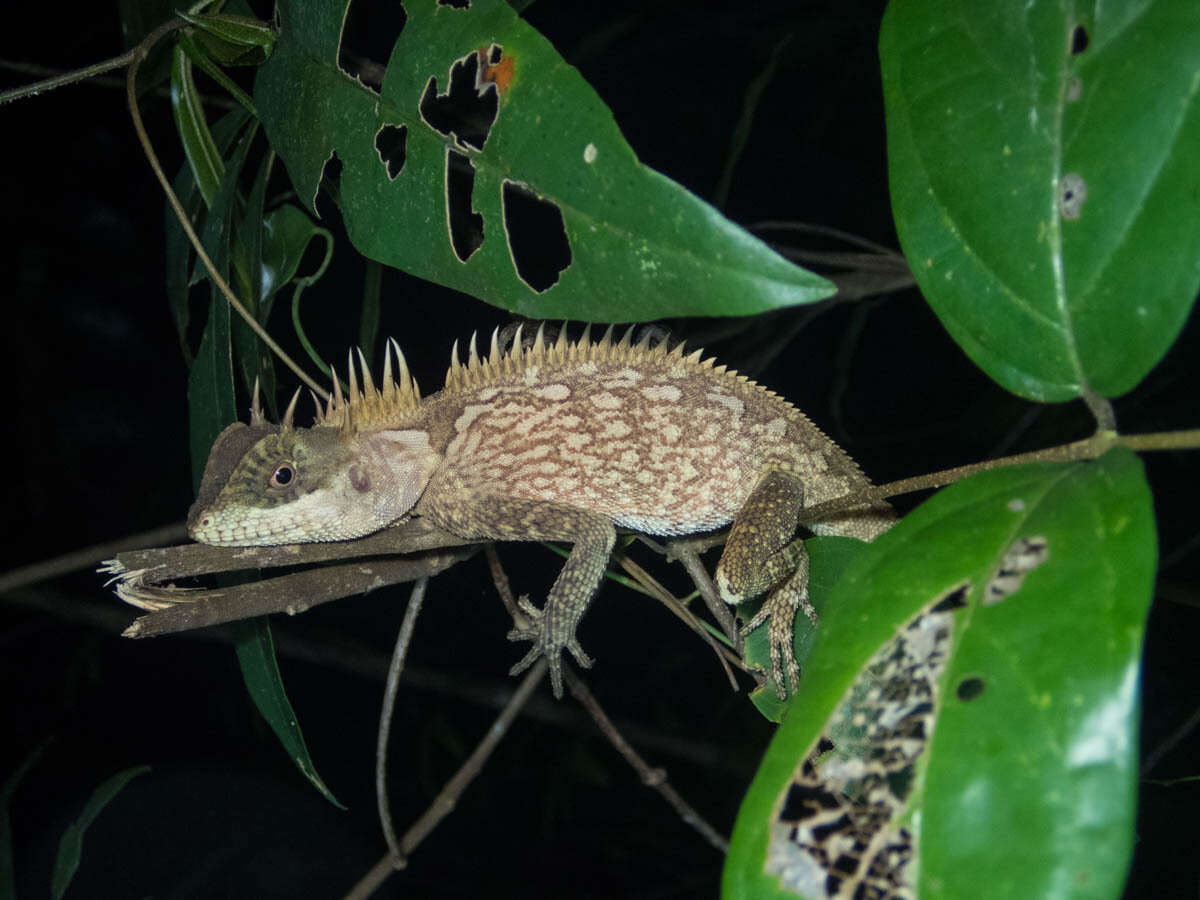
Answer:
985, 536, 1049, 605
765, 589, 963, 898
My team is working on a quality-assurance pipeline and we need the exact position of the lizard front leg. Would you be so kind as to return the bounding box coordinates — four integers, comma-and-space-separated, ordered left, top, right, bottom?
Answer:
714, 468, 811, 698
418, 482, 615, 698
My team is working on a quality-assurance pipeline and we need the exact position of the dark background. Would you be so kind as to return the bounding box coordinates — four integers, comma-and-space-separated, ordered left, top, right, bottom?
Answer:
2, 1, 1198, 897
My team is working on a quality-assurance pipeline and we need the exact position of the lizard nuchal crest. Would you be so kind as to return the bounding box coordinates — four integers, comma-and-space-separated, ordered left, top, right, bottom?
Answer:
188, 324, 893, 697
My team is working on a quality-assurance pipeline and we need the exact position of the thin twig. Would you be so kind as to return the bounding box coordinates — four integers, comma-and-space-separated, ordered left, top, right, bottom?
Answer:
123, 19, 327, 398
563, 667, 730, 854
614, 553, 743, 690
485, 544, 519, 618
669, 541, 741, 653
1142, 701, 1200, 778
376, 577, 428, 867
344, 660, 548, 900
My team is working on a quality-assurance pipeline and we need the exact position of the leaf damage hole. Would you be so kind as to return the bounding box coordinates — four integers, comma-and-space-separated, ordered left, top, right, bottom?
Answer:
1070, 24, 1089, 55
502, 181, 571, 293
337, 0, 407, 93
446, 149, 483, 262
985, 536, 1049, 605
1059, 173, 1087, 220
315, 152, 344, 218
930, 583, 970, 613
765, 595, 962, 899
956, 676, 986, 702
375, 124, 407, 180
419, 51, 498, 152
438, 0, 470, 7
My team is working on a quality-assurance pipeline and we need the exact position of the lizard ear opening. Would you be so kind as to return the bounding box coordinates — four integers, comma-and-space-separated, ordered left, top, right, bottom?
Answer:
360, 430, 440, 519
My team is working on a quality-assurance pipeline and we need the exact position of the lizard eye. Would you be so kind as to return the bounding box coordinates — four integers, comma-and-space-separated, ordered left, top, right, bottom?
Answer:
269, 463, 296, 488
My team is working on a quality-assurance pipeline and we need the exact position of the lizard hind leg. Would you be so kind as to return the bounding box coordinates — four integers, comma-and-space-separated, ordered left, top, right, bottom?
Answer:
714, 468, 810, 698
738, 540, 813, 698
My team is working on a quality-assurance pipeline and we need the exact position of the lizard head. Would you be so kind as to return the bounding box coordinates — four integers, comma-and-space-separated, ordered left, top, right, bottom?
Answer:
187, 421, 438, 546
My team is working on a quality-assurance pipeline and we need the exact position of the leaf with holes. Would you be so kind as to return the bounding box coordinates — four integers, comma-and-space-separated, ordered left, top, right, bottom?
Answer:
253, 0, 833, 320
882, 1, 1200, 401
725, 449, 1155, 899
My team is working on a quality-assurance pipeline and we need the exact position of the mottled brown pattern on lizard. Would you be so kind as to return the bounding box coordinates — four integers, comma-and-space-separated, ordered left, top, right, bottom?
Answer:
188, 325, 893, 697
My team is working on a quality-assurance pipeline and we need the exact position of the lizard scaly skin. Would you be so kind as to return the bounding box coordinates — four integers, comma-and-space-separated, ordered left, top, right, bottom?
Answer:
188, 325, 893, 697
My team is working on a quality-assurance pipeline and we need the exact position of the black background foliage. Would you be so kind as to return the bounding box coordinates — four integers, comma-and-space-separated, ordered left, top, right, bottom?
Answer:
2, 0, 1198, 896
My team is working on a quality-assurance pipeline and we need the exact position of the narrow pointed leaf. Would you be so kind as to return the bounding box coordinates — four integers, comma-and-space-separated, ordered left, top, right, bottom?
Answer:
51, 766, 150, 900
170, 45, 223, 207
178, 11, 276, 64
233, 618, 345, 807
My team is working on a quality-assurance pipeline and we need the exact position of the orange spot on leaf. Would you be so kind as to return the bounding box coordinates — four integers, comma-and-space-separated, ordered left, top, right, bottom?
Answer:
477, 48, 515, 94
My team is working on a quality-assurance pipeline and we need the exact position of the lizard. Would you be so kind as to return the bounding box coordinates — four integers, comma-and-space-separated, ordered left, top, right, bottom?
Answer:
187, 324, 894, 698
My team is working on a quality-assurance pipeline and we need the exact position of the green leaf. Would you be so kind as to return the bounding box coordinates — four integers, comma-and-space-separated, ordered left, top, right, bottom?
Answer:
261, 205, 334, 305
170, 44, 224, 207
50, 766, 150, 900
188, 284, 236, 487
178, 11, 277, 65
177, 29, 259, 117
167, 108, 254, 364
743, 537, 871, 723
231, 151, 278, 404
725, 449, 1155, 899
254, 0, 833, 320
881, 0, 1200, 401
233, 618, 345, 808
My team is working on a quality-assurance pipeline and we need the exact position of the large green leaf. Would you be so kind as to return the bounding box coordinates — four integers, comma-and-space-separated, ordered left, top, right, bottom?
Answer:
253, 0, 833, 320
724, 449, 1155, 899
882, 0, 1200, 401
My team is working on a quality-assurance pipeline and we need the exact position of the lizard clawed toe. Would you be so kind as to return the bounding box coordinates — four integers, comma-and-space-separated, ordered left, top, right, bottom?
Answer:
506, 595, 594, 698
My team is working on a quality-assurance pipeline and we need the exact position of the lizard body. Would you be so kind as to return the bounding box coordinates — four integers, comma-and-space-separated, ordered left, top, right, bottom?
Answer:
188, 325, 893, 696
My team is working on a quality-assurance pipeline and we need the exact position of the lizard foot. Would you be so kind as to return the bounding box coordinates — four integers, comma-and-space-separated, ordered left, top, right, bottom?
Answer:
506, 595, 593, 698
740, 590, 814, 700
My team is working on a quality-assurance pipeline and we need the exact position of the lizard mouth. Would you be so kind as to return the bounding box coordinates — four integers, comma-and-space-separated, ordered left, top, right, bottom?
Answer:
187, 506, 306, 547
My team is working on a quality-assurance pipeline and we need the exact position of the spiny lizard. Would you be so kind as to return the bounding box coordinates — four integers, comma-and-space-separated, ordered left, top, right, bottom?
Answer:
188, 325, 894, 697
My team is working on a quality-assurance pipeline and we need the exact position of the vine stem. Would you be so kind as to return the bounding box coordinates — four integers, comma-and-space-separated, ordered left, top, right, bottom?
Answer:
0, 52, 137, 105
123, 18, 328, 399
